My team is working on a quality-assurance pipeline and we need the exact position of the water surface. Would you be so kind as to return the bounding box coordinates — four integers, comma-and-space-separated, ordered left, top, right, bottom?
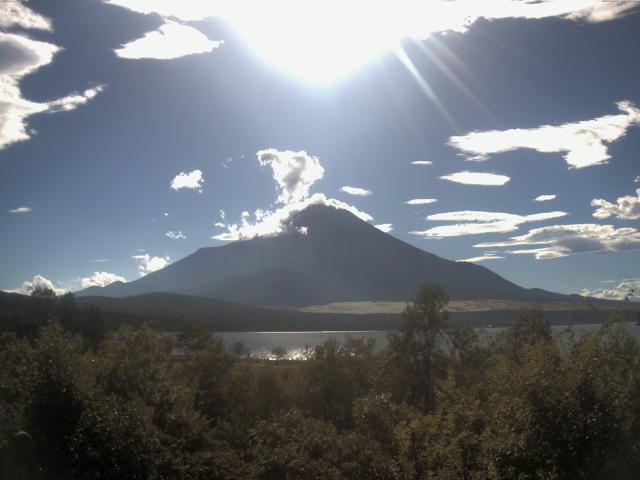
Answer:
218, 323, 640, 359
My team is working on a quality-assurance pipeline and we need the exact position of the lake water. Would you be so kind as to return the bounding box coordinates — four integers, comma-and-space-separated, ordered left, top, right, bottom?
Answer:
217, 323, 640, 359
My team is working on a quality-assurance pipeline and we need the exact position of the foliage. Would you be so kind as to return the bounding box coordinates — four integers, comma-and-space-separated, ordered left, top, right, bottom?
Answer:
386, 282, 450, 411
1, 284, 639, 478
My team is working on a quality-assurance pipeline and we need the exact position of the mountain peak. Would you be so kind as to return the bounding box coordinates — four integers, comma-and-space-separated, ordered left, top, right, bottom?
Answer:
287, 202, 377, 237
78, 201, 573, 307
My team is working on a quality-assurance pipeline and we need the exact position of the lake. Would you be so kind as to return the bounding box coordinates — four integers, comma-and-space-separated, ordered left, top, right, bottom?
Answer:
218, 323, 640, 359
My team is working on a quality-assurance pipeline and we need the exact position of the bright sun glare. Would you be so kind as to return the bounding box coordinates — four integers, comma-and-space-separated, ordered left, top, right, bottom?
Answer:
221, 1, 440, 84
106, 0, 622, 84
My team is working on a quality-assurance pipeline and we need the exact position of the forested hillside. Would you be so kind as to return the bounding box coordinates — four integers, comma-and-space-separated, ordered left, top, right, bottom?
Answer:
1, 284, 639, 479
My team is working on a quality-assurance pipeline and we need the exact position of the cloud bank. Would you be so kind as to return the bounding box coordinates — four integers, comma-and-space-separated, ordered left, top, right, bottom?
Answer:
0, 6, 105, 150
591, 188, 640, 220
475, 224, 640, 259
213, 149, 372, 241
449, 101, 640, 169
0, 2, 52, 31
103, 1, 639, 82
80, 271, 126, 288
580, 278, 639, 301
410, 210, 567, 238
104, 0, 640, 30
212, 193, 373, 241
6, 274, 67, 296
258, 149, 325, 204
132, 254, 171, 276
115, 20, 223, 60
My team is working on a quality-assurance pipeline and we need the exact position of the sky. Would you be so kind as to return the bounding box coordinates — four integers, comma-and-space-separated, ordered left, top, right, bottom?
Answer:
1, 0, 639, 301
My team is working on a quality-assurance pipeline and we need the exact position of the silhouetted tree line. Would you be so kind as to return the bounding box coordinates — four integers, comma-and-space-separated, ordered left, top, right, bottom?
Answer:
0, 287, 108, 347
1, 283, 639, 479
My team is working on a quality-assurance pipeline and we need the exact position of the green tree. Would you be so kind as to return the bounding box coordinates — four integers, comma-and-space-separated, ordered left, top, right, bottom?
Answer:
386, 282, 449, 411
300, 337, 377, 428
500, 307, 552, 358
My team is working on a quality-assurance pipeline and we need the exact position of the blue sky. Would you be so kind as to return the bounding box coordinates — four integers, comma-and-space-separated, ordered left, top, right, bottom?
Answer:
1, 0, 639, 300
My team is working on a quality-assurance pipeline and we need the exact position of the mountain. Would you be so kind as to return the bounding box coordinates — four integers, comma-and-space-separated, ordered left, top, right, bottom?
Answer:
75, 293, 628, 332
75, 292, 398, 331
78, 204, 581, 307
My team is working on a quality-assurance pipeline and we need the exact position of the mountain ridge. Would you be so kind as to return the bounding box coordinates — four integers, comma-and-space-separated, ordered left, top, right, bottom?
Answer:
78, 204, 583, 307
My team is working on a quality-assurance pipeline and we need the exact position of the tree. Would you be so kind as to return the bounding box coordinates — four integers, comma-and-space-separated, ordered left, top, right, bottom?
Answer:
386, 282, 449, 411
231, 341, 249, 359
498, 307, 552, 359
30, 286, 56, 300
270, 346, 288, 362
301, 337, 377, 428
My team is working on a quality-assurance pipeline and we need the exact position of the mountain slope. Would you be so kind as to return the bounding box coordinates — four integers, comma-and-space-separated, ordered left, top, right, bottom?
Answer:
75, 292, 398, 331
78, 204, 580, 307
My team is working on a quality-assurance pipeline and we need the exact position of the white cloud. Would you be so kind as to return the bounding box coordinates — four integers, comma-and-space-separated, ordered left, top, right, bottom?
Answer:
115, 20, 223, 60
440, 171, 510, 186
635, 176, 640, 183
507, 246, 572, 260
214, 148, 375, 242
591, 188, 640, 220
47, 85, 106, 112
0, 31, 106, 150
6, 274, 67, 296
475, 224, 640, 259
449, 101, 640, 169
214, 222, 225, 228
170, 169, 203, 192
8, 206, 30, 213
258, 149, 325, 204
375, 223, 393, 233
221, 156, 233, 169
165, 230, 186, 240
212, 192, 373, 241
580, 278, 639, 301
219, 209, 225, 220
534, 194, 556, 202
340, 186, 372, 196
566, 3, 640, 22
411, 161, 432, 166
410, 210, 568, 238
457, 252, 505, 263
104, 1, 639, 28
92, 259, 109, 263
0, 3, 52, 31
405, 198, 437, 205
103, 1, 638, 82
104, 0, 214, 20
132, 254, 170, 276
80, 271, 126, 288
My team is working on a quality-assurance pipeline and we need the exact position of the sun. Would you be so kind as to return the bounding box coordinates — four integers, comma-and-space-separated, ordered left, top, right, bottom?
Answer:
221, 0, 425, 84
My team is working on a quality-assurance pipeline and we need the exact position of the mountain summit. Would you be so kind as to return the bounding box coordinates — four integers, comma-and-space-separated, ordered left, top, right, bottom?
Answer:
79, 204, 575, 307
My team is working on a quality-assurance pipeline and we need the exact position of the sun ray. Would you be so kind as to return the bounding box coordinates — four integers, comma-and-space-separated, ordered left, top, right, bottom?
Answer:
393, 45, 459, 131
410, 38, 497, 125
